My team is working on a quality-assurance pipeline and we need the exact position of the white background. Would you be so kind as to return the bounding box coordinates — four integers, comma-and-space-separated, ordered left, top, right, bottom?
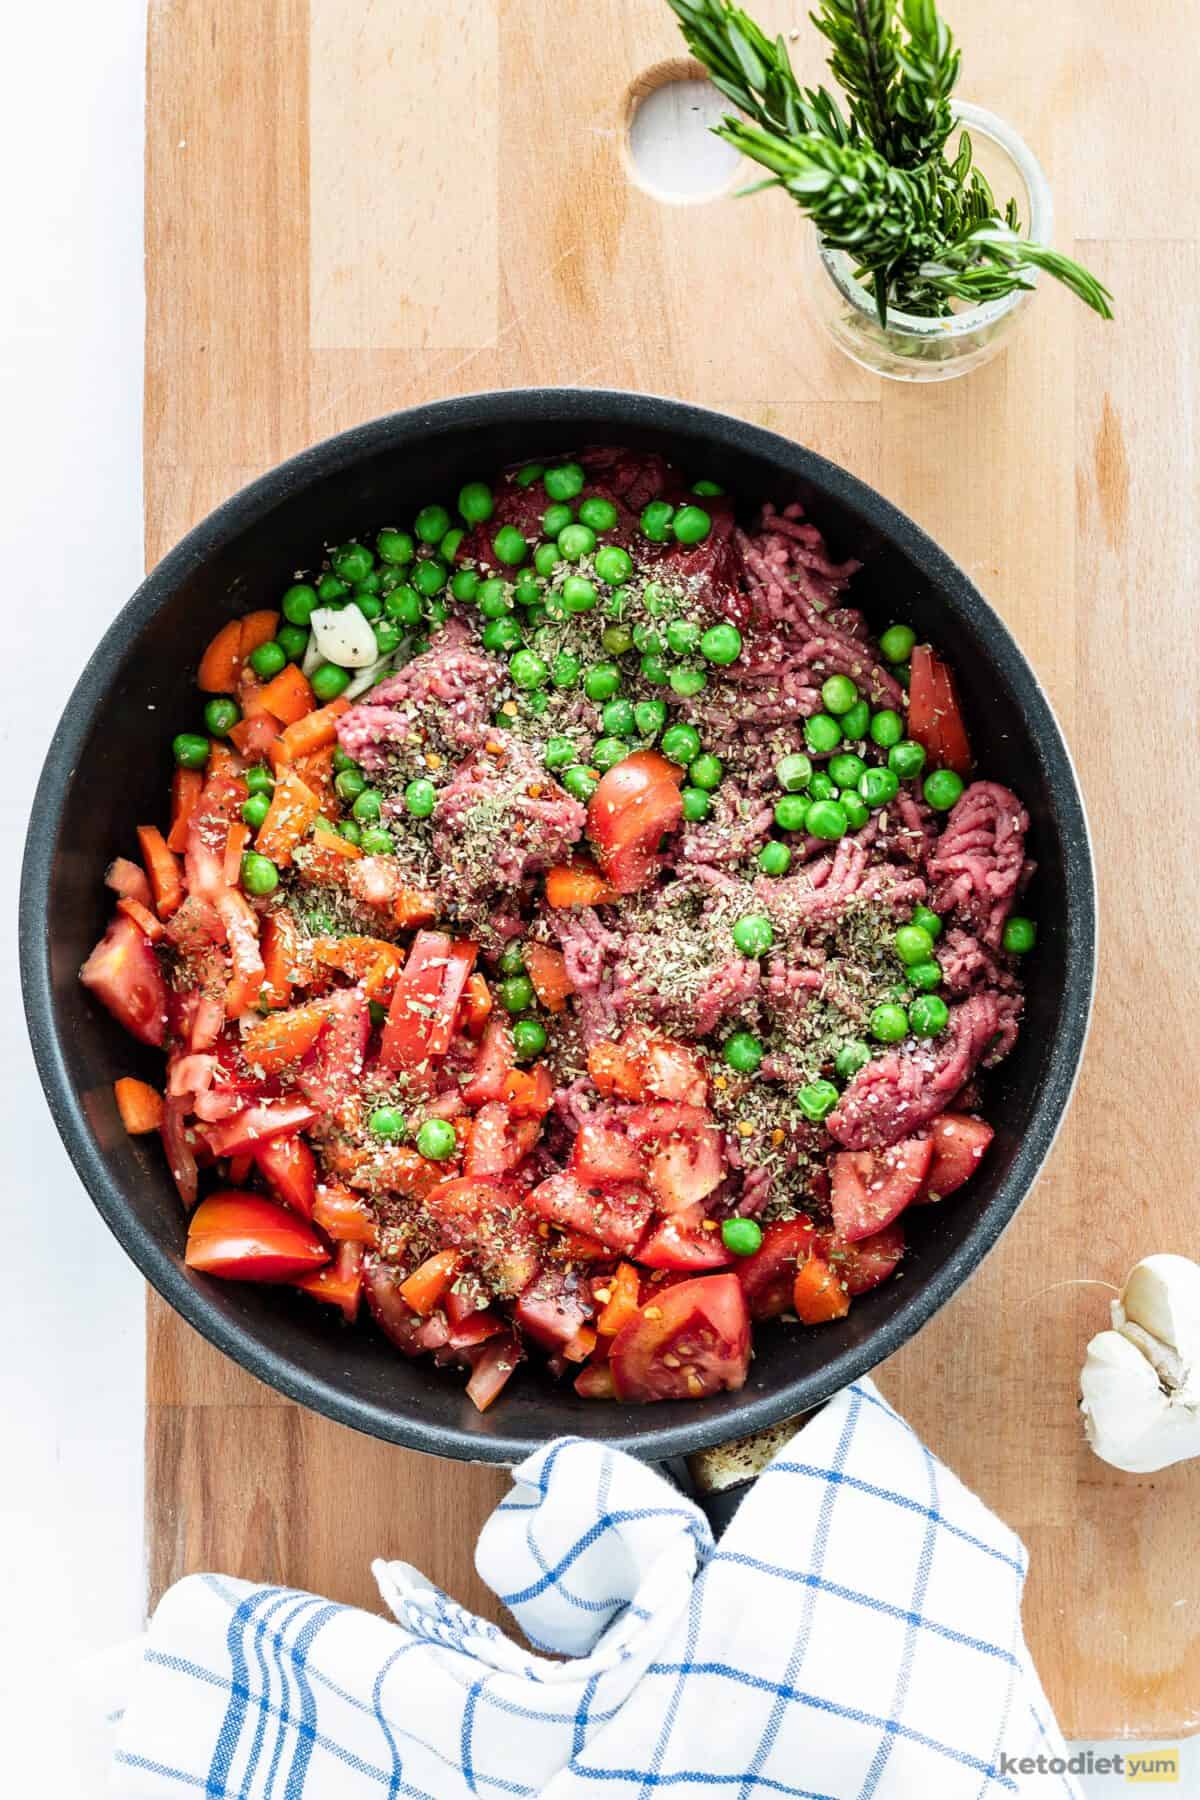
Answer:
0, 1, 1192, 1792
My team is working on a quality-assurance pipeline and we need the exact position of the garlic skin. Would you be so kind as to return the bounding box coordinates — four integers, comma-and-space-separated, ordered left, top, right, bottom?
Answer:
309, 603, 378, 669
1080, 1254, 1200, 1473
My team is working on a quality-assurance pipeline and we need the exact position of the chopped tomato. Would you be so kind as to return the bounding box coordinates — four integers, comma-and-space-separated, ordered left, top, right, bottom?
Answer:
595, 1261, 641, 1336
574, 1361, 618, 1400
528, 1172, 653, 1256
242, 1002, 328, 1075
214, 888, 266, 1018
463, 1101, 541, 1178
253, 1131, 318, 1218
392, 885, 440, 930
312, 1182, 378, 1246
502, 1062, 554, 1119
572, 1116, 644, 1184
114, 1076, 164, 1135
80, 913, 168, 1047
792, 1254, 851, 1325
380, 932, 477, 1071
587, 1039, 645, 1100
465, 1333, 522, 1412
116, 895, 166, 943
424, 1178, 542, 1297
817, 1220, 906, 1295
459, 972, 493, 1038
229, 712, 281, 759
637, 1033, 708, 1106
514, 1268, 592, 1351
523, 942, 574, 1013
161, 1095, 199, 1206
626, 1103, 724, 1210
908, 645, 972, 779
185, 1190, 329, 1282
400, 1249, 462, 1316
105, 856, 154, 910
544, 860, 618, 908
638, 1211, 732, 1271
185, 772, 246, 900
443, 1296, 506, 1350
363, 1259, 428, 1354
830, 1135, 933, 1242
609, 1273, 750, 1403
346, 1143, 441, 1202
547, 1230, 613, 1263
462, 1018, 516, 1107
296, 987, 370, 1115
294, 1240, 364, 1322
734, 1217, 817, 1319
586, 750, 685, 893
199, 1100, 317, 1158
917, 1113, 994, 1201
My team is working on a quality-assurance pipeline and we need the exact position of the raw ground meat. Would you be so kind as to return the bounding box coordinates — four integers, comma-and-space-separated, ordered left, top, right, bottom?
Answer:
336, 626, 503, 776
827, 992, 1014, 1151
927, 780, 1030, 948
430, 737, 586, 909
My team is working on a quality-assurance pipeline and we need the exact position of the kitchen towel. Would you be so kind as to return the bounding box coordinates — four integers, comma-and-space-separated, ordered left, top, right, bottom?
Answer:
98, 1378, 1079, 1797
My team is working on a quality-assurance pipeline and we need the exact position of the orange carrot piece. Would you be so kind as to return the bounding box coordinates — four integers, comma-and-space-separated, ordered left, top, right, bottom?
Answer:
208, 742, 243, 778
292, 745, 337, 814
237, 610, 280, 659
313, 1184, 380, 1245
587, 1040, 645, 1101
167, 768, 204, 853
242, 1002, 328, 1075
197, 619, 244, 693
258, 662, 316, 726
460, 972, 493, 1038
544, 861, 618, 908
311, 935, 403, 989
596, 1261, 641, 1337
229, 712, 280, 758
562, 1325, 598, 1364
524, 942, 574, 1013
792, 1255, 851, 1325
260, 909, 302, 1009
272, 698, 350, 766
224, 821, 251, 885
136, 825, 184, 919
392, 886, 439, 930
399, 1249, 462, 1316
116, 895, 166, 943
114, 1077, 164, 1135
309, 821, 362, 859
254, 769, 321, 868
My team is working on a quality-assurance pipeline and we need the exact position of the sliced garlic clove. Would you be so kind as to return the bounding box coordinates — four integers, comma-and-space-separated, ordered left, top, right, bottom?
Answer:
1118, 1254, 1200, 1403
309, 603, 379, 669
1080, 1328, 1200, 1474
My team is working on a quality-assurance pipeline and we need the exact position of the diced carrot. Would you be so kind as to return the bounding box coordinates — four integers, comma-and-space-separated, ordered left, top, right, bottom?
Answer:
136, 825, 184, 920
392, 886, 439, 930
349, 1145, 441, 1200
242, 1002, 328, 1075
792, 1254, 851, 1325
574, 1362, 617, 1400
237, 671, 273, 720
260, 909, 302, 1009
312, 1183, 379, 1246
254, 769, 321, 868
117, 895, 166, 943
114, 1077, 164, 1135
224, 821, 251, 885
292, 746, 337, 814
460, 972, 493, 1038
309, 820, 362, 859
238, 610, 280, 659
399, 1248, 462, 1316
217, 888, 266, 1018
105, 856, 154, 909
227, 1152, 254, 1183
257, 662, 316, 726
197, 618, 244, 693
523, 942, 574, 1013
544, 861, 618, 908
587, 1040, 645, 1101
311, 935, 403, 996
208, 742, 243, 778
294, 1241, 364, 1321
166, 768, 204, 853
596, 1261, 640, 1336
272, 698, 350, 766
229, 712, 280, 758
562, 1325, 597, 1364
503, 1063, 554, 1119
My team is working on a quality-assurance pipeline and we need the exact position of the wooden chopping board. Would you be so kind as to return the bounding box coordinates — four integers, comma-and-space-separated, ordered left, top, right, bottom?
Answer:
144, 0, 1200, 1740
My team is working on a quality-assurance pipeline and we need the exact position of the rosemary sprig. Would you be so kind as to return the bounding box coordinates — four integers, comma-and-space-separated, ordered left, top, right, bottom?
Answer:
666, 0, 1113, 325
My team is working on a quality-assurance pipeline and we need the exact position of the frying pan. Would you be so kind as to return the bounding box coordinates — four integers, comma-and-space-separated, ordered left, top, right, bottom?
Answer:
19, 389, 1096, 1492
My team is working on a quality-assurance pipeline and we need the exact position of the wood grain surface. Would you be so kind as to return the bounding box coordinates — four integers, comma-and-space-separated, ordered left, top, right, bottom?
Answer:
144, 0, 1200, 1739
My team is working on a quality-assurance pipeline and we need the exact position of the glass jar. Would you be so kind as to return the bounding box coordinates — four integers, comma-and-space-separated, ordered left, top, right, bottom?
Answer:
803, 102, 1053, 383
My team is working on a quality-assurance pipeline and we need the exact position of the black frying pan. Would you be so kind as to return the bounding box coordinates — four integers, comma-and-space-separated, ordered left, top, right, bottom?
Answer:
19, 389, 1096, 1480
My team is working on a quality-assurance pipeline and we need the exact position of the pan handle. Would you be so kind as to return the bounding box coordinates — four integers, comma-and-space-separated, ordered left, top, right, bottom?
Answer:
659, 1414, 811, 1537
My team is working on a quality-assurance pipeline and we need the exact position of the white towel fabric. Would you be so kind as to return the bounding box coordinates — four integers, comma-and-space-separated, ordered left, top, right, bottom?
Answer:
97, 1379, 1080, 1797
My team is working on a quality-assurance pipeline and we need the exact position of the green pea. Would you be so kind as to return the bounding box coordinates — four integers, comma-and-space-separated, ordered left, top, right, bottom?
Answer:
721, 1218, 763, 1257
660, 620, 695, 657
907, 959, 943, 993
835, 1039, 871, 1081
661, 722, 701, 765
448, 569, 478, 606
317, 572, 349, 602
354, 594, 383, 622
552, 651, 582, 689
562, 576, 598, 614
404, 778, 437, 818
640, 501, 675, 542
359, 826, 395, 855
797, 1079, 839, 1122
510, 650, 549, 690
911, 905, 942, 940
544, 463, 585, 502
386, 584, 422, 625
758, 841, 791, 876
369, 1105, 407, 1139
870, 1002, 909, 1043
282, 582, 318, 625
633, 622, 664, 654
1002, 915, 1037, 954
338, 820, 362, 847
335, 767, 367, 802
416, 1117, 457, 1161
482, 616, 523, 654
354, 569, 383, 597
412, 557, 448, 597
775, 795, 809, 832
276, 623, 309, 661
411, 505, 448, 546
692, 479, 724, 497
333, 542, 374, 583
840, 698, 870, 740
775, 754, 812, 793
478, 579, 512, 619
700, 622, 742, 665
689, 753, 724, 792
241, 792, 270, 831
640, 653, 669, 685
723, 1031, 763, 1074
173, 732, 210, 769
639, 580, 672, 617
869, 709, 904, 749
440, 528, 465, 564
924, 769, 964, 811
203, 696, 240, 737
562, 764, 598, 802
840, 791, 870, 830
579, 496, 618, 531
515, 463, 544, 488
497, 943, 526, 977
584, 662, 621, 702
634, 699, 666, 738
732, 914, 773, 957
352, 788, 383, 824
888, 739, 927, 781
673, 505, 711, 545
542, 502, 573, 538
821, 674, 859, 715
602, 698, 636, 737
240, 851, 279, 896
488, 526, 525, 568
591, 736, 628, 773
513, 1017, 548, 1060
514, 575, 543, 608
557, 523, 595, 562
670, 667, 707, 698
895, 923, 935, 965
909, 995, 949, 1037
545, 736, 576, 770
859, 765, 900, 809
458, 482, 494, 525
375, 529, 413, 566
498, 974, 535, 1014
601, 624, 634, 657
594, 545, 633, 585
245, 764, 275, 796
311, 663, 351, 703
807, 799, 848, 841
803, 713, 841, 755
807, 772, 837, 802
530, 542, 557, 578
249, 640, 286, 679
879, 624, 916, 663
829, 752, 865, 789
680, 787, 710, 822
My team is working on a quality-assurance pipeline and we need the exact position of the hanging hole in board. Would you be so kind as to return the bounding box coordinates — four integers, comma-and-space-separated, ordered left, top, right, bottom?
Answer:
623, 60, 744, 205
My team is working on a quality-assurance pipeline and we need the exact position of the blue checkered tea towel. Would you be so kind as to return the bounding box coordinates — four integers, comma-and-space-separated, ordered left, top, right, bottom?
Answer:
97, 1378, 1078, 1797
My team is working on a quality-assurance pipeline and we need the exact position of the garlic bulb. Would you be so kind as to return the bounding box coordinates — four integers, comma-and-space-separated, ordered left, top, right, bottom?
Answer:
1079, 1254, 1200, 1473
308, 603, 379, 669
